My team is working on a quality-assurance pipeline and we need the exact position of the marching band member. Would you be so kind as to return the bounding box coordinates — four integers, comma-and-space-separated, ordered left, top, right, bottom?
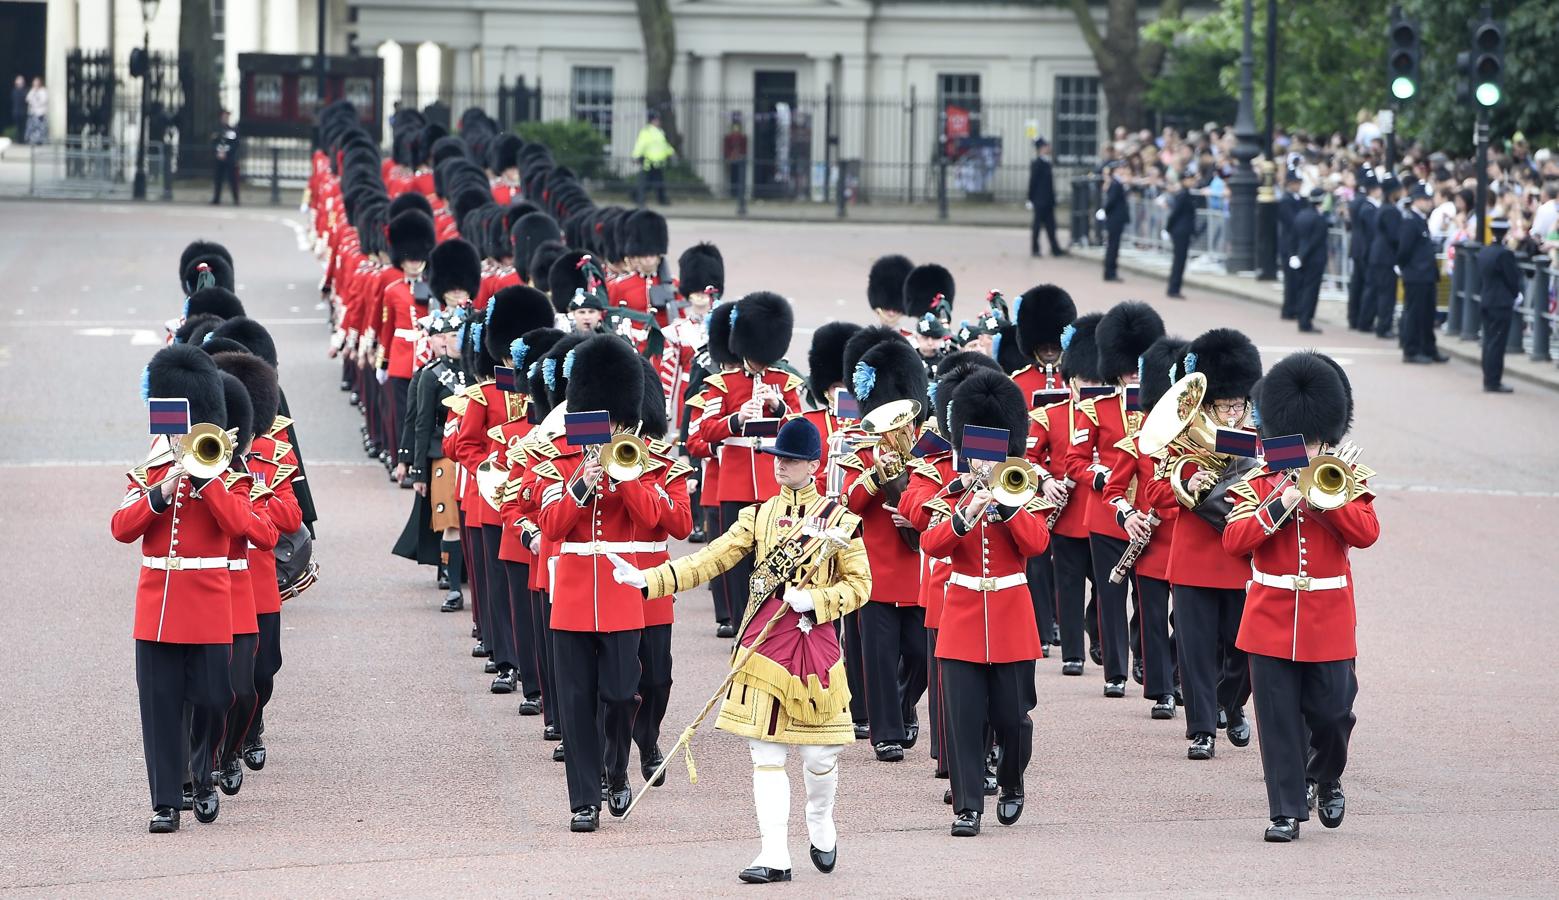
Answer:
913, 313, 951, 380
611, 417, 871, 883
686, 302, 742, 634
609, 209, 673, 327
866, 254, 916, 340
1010, 284, 1075, 406
378, 210, 438, 479
662, 242, 724, 429
1048, 312, 1103, 676
1226, 352, 1378, 842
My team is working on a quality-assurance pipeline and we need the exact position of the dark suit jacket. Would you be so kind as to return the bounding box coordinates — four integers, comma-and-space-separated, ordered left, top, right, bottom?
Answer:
1028, 157, 1055, 208
1294, 206, 1328, 266
1166, 190, 1197, 239
1349, 198, 1376, 264
1396, 210, 1439, 284
1476, 243, 1523, 310
1368, 204, 1402, 268
1103, 180, 1129, 230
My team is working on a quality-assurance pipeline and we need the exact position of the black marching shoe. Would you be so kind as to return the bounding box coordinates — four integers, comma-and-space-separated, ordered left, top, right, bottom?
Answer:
517, 697, 542, 717
218, 758, 244, 795
902, 721, 920, 750
1103, 679, 1126, 698
716, 622, 736, 639
180, 784, 195, 811
606, 781, 632, 817
1317, 782, 1346, 828
641, 748, 666, 786
853, 723, 871, 741
1485, 383, 1514, 393
738, 866, 792, 884
810, 843, 837, 874
483, 660, 498, 675
1264, 816, 1300, 842
1131, 658, 1145, 685
1226, 710, 1252, 747
193, 788, 220, 824
1089, 642, 1103, 666
241, 741, 266, 771
149, 807, 180, 834
1187, 733, 1215, 760
437, 568, 450, 591
943, 788, 953, 805
441, 591, 464, 612
490, 669, 518, 694
1151, 695, 1177, 719
552, 743, 566, 762
471, 625, 480, 640
472, 641, 491, 658
996, 787, 1025, 826
1062, 659, 1084, 677
687, 526, 707, 544
1307, 781, 1318, 811
874, 742, 904, 762
543, 724, 562, 742
950, 810, 982, 837
570, 806, 600, 832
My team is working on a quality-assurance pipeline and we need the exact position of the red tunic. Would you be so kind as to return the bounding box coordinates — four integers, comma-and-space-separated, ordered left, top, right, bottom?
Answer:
246, 434, 303, 615
1044, 398, 1091, 540
637, 448, 695, 626
1064, 391, 1137, 541
1165, 458, 1251, 589
697, 368, 804, 504
381, 276, 427, 380
493, 414, 536, 564
1225, 470, 1380, 661
840, 446, 923, 606
685, 388, 721, 509
901, 453, 956, 627
226, 470, 281, 635
450, 383, 525, 528
923, 482, 1051, 664
1100, 435, 1178, 580
1011, 362, 1066, 408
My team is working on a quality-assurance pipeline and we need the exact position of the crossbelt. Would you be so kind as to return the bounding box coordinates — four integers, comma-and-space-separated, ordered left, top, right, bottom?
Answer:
392, 328, 420, 341
559, 540, 668, 555
142, 556, 231, 571
1251, 569, 1347, 592
947, 572, 1027, 592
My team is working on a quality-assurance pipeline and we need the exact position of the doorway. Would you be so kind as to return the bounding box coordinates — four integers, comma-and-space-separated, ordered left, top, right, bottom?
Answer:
752, 70, 807, 200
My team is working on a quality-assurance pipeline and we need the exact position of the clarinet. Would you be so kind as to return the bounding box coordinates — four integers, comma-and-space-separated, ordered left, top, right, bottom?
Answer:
1045, 476, 1076, 528
1108, 511, 1160, 584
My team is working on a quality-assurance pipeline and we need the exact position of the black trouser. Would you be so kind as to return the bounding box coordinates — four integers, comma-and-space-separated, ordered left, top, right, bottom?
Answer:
1051, 534, 1092, 663
632, 623, 674, 761
1481, 305, 1513, 388
219, 632, 259, 764
1401, 281, 1438, 359
1370, 267, 1398, 337
1281, 263, 1299, 319
1103, 225, 1124, 279
1168, 234, 1191, 295
245, 611, 283, 747
1347, 260, 1368, 329
478, 526, 519, 672
1031, 205, 1062, 255
211, 159, 239, 204
637, 165, 668, 205
1249, 655, 1358, 820
1172, 584, 1248, 739
529, 586, 557, 727
360, 363, 380, 447
842, 610, 869, 726
553, 629, 641, 811
926, 626, 946, 775
1088, 533, 1132, 682
465, 521, 488, 643
1026, 552, 1057, 646
717, 501, 753, 625
859, 602, 927, 744
135, 640, 229, 809
1296, 265, 1324, 330
383, 375, 409, 463
504, 560, 542, 699
942, 659, 1035, 815
727, 160, 745, 198
1133, 574, 1175, 699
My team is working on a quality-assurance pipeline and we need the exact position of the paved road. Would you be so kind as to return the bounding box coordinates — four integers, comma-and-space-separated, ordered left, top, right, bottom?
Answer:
1, 200, 1556, 896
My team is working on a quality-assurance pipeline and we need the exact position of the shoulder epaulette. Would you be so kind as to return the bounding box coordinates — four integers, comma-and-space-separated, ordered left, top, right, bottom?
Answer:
924, 497, 954, 518
685, 394, 707, 411
222, 471, 250, 491
463, 383, 488, 405
836, 451, 867, 473
665, 458, 695, 482
1012, 364, 1034, 378
273, 463, 298, 485
269, 440, 293, 465
1028, 406, 1049, 428
704, 373, 728, 392
783, 372, 805, 393
1078, 397, 1101, 426
647, 437, 674, 456
1112, 435, 1139, 459
533, 460, 562, 482
1024, 495, 1057, 514
250, 478, 275, 502
442, 393, 470, 415
486, 425, 505, 443
908, 458, 944, 484
267, 415, 294, 438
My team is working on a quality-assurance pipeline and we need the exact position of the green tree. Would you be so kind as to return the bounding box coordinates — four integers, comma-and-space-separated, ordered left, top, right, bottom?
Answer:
634, 0, 682, 151
1061, 0, 1186, 131
1143, 28, 1237, 127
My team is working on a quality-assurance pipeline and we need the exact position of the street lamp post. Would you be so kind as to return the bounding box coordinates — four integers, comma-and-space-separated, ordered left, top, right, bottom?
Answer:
131, 0, 160, 201
1226, 0, 1261, 274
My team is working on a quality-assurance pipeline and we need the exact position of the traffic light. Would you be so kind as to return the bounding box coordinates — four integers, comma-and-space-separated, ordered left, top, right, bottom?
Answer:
1470, 13, 1505, 108
1387, 11, 1420, 101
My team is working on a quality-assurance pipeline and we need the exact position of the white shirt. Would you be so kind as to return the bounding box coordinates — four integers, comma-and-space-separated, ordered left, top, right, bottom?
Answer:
1427, 201, 1457, 240
1532, 200, 1559, 241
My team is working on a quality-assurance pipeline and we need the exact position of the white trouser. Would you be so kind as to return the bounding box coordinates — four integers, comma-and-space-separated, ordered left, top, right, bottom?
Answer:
746, 739, 844, 870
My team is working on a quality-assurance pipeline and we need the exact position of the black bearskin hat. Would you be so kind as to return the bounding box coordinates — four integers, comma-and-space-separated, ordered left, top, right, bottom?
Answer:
490, 133, 524, 172
1137, 337, 1190, 415
182, 254, 235, 296
842, 325, 906, 391
387, 210, 437, 268
706, 301, 739, 368
1186, 328, 1262, 400
210, 351, 280, 439
1059, 311, 1103, 383
852, 339, 930, 426
621, 208, 669, 257
511, 327, 564, 389
730, 292, 792, 367
218, 372, 256, 453
199, 336, 250, 356
564, 335, 644, 428
637, 355, 670, 438
528, 333, 584, 416
451, 186, 492, 228
429, 239, 483, 302
677, 243, 725, 299
932, 350, 1002, 428
174, 313, 223, 346
806, 321, 862, 401
1096, 301, 1166, 383
209, 316, 279, 368
388, 191, 433, 222
904, 263, 955, 320
547, 250, 592, 314
1015, 284, 1077, 358
484, 285, 556, 364
528, 240, 568, 291
511, 212, 563, 274
1255, 352, 1351, 445
179, 241, 233, 294
867, 254, 914, 312
186, 287, 246, 323
948, 369, 1028, 458
145, 344, 226, 428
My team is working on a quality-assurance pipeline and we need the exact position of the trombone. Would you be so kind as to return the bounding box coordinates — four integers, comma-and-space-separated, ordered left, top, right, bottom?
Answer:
953, 456, 1039, 522
1259, 442, 1363, 531
131, 423, 236, 492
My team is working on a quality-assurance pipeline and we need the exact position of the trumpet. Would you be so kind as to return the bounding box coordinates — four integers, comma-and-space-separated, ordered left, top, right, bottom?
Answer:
133, 423, 236, 492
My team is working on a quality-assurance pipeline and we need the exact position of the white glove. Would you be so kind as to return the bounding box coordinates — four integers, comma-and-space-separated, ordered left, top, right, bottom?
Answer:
605, 552, 647, 589
1095, 209, 1106, 222
783, 587, 815, 613
375, 368, 389, 385
1161, 230, 1170, 241
1288, 255, 1301, 269
1025, 201, 1033, 211
1393, 265, 1401, 276
527, 534, 541, 556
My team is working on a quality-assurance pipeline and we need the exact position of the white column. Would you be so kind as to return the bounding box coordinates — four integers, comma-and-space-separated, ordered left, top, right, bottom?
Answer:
399, 41, 418, 107
77, 0, 110, 48
377, 40, 401, 140
268, 0, 300, 51
698, 54, 724, 189
226, 0, 262, 102
417, 41, 442, 110
45, 0, 79, 140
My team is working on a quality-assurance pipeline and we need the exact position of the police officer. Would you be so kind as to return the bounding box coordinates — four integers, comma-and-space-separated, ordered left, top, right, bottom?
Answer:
1027, 137, 1065, 258
1277, 168, 1304, 320
1366, 175, 1403, 340
1348, 169, 1381, 332
1164, 167, 1198, 299
1288, 189, 1328, 334
1098, 163, 1128, 283
1397, 184, 1448, 365
1476, 221, 1523, 393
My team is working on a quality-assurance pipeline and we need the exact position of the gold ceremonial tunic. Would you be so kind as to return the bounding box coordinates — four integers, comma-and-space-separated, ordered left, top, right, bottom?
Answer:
643, 483, 871, 744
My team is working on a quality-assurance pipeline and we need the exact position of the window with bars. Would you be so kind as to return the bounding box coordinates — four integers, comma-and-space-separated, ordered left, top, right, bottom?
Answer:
1053, 75, 1101, 166
937, 72, 982, 136
212, 0, 226, 70
571, 66, 614, 141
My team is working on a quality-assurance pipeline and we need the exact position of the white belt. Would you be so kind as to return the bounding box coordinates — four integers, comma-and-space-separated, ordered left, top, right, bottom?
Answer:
721, 437, 760, 449
229, 559, 249, 571
1251, 569, 1347, 592
393, 328, 420, 341
142, 556, 231, 571
947, 572, 1027, 592
559, 540, 668, 555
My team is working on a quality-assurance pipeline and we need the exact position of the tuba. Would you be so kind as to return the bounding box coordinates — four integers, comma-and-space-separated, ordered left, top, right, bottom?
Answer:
475, 454, 509, 510
859, 398, 922, 550
1137, 371, 1237, 509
